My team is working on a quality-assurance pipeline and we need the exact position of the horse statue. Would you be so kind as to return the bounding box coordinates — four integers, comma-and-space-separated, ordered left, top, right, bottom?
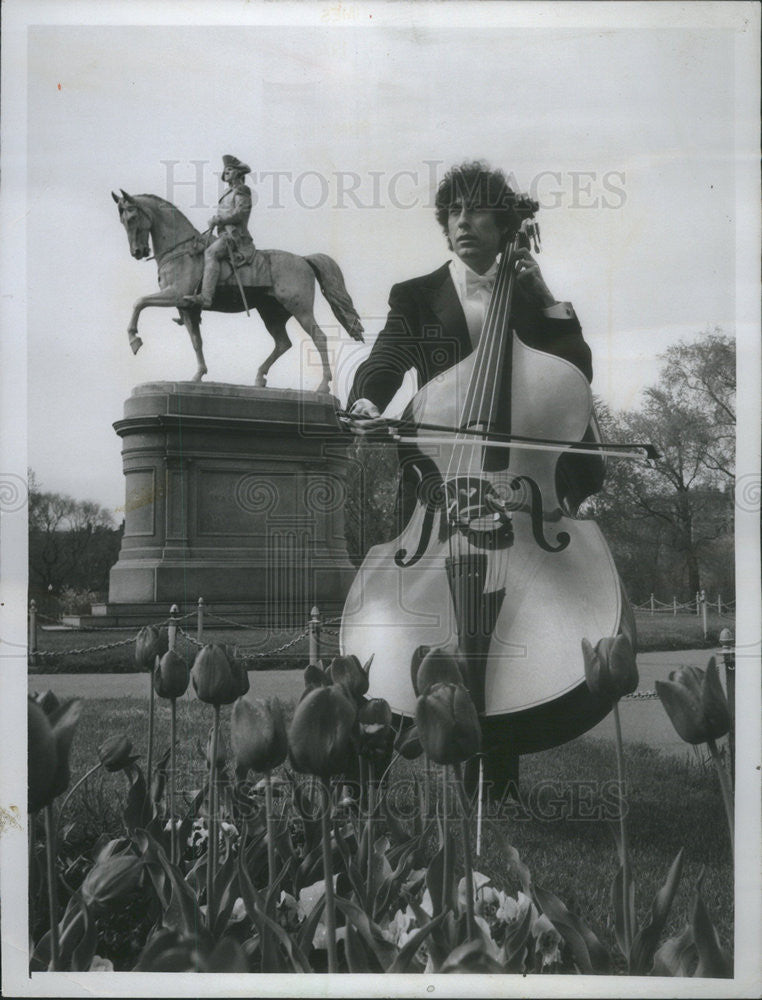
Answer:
112, 190, 364, 392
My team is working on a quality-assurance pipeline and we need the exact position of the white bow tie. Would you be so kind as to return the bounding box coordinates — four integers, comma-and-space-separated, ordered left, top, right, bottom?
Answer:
466, 271, 495, 294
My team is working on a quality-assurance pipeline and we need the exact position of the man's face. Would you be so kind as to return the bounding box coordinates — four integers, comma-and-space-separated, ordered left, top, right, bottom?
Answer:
447, 201, 505, 273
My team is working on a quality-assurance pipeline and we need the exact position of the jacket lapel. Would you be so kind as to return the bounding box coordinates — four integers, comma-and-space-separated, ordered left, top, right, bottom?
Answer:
424, 264, 471, 355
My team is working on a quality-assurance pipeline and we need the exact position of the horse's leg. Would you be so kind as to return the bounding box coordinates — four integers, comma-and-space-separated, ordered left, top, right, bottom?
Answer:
179, 308, 208, 382
254, 299, 292, 388
127, 289, 184, 354
292, 307, 333, 393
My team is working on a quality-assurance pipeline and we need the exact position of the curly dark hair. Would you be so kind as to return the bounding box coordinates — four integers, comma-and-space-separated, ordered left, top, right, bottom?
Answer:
434, 160, 538, 244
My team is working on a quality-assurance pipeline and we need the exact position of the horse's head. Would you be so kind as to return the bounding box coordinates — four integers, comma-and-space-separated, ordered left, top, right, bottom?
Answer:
112, 190, 152, 260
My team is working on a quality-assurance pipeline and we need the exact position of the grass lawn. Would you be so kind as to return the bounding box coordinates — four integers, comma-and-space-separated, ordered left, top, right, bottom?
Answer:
29, 609, 733, 675
55, 693, 734, 967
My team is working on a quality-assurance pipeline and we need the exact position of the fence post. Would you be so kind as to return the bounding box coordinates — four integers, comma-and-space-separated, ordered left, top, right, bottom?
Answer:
309, 605, 321, 665
168, 603, 179, 651
719, 627, 735, 781
197, 597, 205, 644
695, 591, 700, 617
650, 593, 655, 616
29, 599, 38, 667
700, 589, 708, 639
717, 593, 722, 615
673, 596, 677, 617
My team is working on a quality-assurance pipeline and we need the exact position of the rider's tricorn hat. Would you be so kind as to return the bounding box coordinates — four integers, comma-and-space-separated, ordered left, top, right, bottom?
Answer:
222, 154, 251, 175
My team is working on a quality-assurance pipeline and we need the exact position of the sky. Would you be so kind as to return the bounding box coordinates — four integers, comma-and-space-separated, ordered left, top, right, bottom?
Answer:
18, 8, 748, 513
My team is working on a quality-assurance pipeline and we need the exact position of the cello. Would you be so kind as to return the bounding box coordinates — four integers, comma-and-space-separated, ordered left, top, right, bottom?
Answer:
340, 212, 638, 754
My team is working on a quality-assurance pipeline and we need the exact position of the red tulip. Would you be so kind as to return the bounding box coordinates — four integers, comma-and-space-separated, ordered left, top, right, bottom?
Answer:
412, 646, 466, 695
656, 657, 731, 745
415, 682, 481, 765
231, 697, 288, 775
98, 733, 137, 773
357, 697, 394, 761
329, 654, 370, 702
288, 685, 357, 778
28, 697, 83, 813
582, 634, 639, 701
135, 625, 169, 670
191, 643, 249, 706
154, 649, 190, 700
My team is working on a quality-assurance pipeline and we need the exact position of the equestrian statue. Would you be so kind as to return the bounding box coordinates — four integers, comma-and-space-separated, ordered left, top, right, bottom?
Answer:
113, 154, 364, 392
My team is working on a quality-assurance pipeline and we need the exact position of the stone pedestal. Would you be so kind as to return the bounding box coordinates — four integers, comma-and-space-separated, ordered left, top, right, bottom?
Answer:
105, 382, 357, 624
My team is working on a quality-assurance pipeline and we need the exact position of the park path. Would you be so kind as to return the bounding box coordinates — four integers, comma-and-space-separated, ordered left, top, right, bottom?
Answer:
29, 649, 718, 758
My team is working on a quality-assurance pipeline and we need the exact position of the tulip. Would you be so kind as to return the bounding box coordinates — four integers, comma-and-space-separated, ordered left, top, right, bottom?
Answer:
28, 696, 82, 970
288, 684, 357, 779
412, 646, 467, 696
357, 697, 394, 762
97, 733, 137, 773
582, 633, 639, 955
232, 696, 288, 891
582, 634, 639, 702
655, 658, 731, 745
154, 649, 189, 700
153, 648, 189, 863
80, 854, 143, 911
329, 654, 370, 702
135, 625, 169, 670
289, 684, 356, 974
191, 643, 249, 706
231, 697, 288, 776
657, 657, 733, 850
28, 697, 83, 814
415, 682, 481, 766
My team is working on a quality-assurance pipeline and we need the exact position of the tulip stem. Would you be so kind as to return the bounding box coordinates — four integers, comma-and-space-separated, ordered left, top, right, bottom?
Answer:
170, 698, 177, 866
265, 770, 276, 892
55, 761, 103, 842
206, 704, 221, 920
453, 763, 475, 940
146, 666, 155, 807
44, 804, 60, 971
320, 777, 338, 973
367, 760, 375, 905
613, 701, 632, 960
441, 767, 450, 912
707, 738, 734, 852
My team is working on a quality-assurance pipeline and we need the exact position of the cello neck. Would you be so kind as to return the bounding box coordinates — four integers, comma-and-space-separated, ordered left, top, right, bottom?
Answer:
459, 224, 533, 433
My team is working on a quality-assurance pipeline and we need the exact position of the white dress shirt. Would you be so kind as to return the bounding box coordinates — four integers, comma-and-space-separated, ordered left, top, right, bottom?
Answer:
449, 256, 575, 347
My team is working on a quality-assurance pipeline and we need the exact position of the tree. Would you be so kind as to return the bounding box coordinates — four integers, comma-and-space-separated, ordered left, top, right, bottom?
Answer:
28, 471, 121, 606
587, 332, 735, 599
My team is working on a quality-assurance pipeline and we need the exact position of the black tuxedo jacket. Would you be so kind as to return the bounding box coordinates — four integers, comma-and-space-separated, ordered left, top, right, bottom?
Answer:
348, 262, 604, 513
348, 262, 593, 411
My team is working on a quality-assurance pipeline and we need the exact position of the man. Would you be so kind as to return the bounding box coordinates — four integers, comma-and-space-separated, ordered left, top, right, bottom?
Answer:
344, 160, 601, 799
184, 154, 255, 309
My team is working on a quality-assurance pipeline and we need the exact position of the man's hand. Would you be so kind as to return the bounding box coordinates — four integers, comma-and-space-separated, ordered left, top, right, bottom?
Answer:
207, 215, 220, 231
341, 399, 388, 437
513, 248, 556, 309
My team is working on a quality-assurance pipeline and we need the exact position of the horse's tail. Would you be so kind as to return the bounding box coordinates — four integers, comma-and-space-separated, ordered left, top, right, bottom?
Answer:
305, 254, 365, 342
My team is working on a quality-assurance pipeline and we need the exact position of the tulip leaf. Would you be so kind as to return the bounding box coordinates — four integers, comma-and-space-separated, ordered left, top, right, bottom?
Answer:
238, 847, 313, 972
205, 936, 250, 972
333, 820, 367, 907
691, 869, 732, 978
440, 938, 506, 973
297, 894, 326, 955
386, 909, 449, 973
123, 769, 152, 832
495, 830, 532, 894
68, 894, 98, 973
534, 884, 611, 974
333, 895, 397, 968
503, 899, 534, 972
652, 925, 697, 977
150, 746, 171, 805
210, 849, 241, 939
290, 780, 323, 853
629, 847, 684, 974
344, 914, 374, 972
610, 864, 635, 962
155, 841, 203, 936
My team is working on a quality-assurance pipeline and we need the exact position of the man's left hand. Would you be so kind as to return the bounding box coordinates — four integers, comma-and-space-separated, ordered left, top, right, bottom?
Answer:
513, 248, 556, 309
